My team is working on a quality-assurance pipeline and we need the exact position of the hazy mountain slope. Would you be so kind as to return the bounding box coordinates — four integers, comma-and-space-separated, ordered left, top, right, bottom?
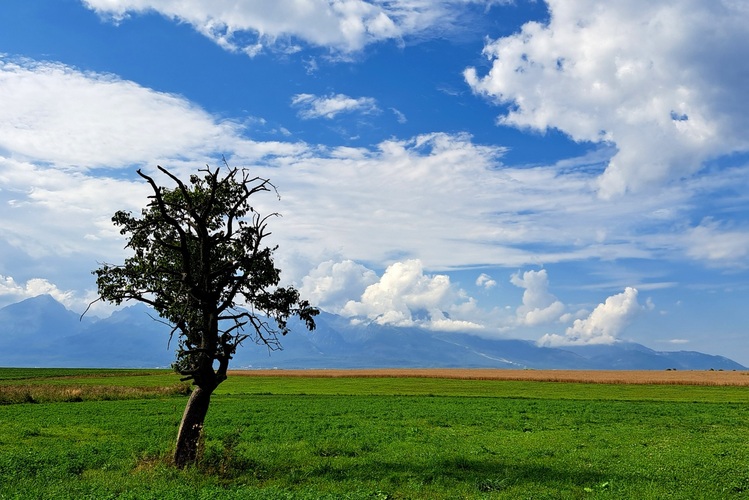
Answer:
0, 295, 89, 366
0, 295, 744, 370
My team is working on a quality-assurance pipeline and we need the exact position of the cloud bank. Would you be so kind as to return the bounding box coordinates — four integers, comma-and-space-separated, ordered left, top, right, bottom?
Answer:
297, 260, 650, 347
3, 52, 748, 307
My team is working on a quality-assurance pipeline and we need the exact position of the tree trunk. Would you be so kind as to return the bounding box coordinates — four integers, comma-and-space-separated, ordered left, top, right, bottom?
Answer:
173, 385, 214, 468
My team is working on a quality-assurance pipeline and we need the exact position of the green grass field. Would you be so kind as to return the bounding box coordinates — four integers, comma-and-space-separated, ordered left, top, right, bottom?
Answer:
1, 368, 748, 499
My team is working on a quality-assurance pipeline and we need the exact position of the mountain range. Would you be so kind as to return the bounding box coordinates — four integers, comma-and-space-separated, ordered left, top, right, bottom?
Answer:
0, 294, 744, 370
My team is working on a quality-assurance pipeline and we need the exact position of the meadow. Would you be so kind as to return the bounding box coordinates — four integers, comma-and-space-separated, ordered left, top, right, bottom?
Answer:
1, 368, 748, 499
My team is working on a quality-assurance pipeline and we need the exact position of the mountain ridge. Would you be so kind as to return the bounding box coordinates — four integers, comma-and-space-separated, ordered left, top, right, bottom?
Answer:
0, 295, 744, 370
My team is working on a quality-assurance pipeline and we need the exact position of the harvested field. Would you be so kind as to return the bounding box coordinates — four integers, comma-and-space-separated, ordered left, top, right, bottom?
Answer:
230, 368, 749, 386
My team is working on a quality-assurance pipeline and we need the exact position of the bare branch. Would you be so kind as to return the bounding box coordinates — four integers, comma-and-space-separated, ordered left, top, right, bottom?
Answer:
137, 169, 193, 277
80, 297, 101, 321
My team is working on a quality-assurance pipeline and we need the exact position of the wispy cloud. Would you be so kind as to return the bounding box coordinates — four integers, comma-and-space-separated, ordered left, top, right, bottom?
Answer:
684, 218, 749, 267
660, 338, 690, 345
391, 107, 407, 124
291, 93, 379, 119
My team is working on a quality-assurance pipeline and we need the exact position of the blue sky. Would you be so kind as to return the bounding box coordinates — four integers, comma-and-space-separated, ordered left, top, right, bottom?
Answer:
2, 1, 749, 363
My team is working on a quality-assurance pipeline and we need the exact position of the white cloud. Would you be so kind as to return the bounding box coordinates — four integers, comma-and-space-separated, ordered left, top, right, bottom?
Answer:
260, 131, 690, 270
0, 157, 148, 261
684, 219, 749, 266
510, 269, 564, 326
0, 275, 74, 308
0, 57, 311, 295
82, 0, 509, 56
476, 273, 497, 289
341, 259, 483, 330
291, 93, 379, 119
0, 274, 118, 316
2, 53, 746, 311
0, 58, 232, 168
299, 260, 378, 312
391, 107, 407, 124
0, 57, 303, 169
539, 287, 642, 346
465, 0, 749, 198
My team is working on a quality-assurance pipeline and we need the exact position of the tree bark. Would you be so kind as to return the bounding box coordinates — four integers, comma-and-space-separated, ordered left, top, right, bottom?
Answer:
173, 385, 214, 468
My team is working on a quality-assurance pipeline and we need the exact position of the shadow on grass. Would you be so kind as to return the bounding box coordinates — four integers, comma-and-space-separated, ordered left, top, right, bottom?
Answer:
199, 451, 622, 495
331, 456, 615, 491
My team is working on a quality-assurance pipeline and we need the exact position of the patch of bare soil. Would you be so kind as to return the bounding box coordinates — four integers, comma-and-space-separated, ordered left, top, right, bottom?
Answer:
229, 368, 749, 386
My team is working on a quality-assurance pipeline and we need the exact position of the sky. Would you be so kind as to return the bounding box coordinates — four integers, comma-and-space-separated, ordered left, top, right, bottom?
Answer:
1, 0, 749, 364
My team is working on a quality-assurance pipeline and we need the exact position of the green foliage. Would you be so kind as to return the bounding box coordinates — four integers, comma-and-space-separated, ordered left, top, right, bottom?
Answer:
2, 373, 749, 498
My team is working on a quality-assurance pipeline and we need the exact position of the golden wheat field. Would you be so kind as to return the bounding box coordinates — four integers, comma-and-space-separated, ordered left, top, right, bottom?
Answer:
230, 368, 749, 386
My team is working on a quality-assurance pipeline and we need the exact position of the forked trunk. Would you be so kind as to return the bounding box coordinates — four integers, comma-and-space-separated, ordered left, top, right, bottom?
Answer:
173, 385, 214, 468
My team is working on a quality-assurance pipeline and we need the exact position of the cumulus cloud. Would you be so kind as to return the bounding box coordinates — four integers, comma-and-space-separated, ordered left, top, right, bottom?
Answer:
82, 0, 510, 56
299, 260, 378, 312
341, 259, 483, 330
465, 0, 749, 198
0, 274, 119, 316
539, 287, 642, 346
510, 269, 564, 326
292, 93, 379, 119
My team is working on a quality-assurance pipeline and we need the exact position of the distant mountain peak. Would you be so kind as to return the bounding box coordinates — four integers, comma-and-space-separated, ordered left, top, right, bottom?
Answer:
7, 293, 63, 309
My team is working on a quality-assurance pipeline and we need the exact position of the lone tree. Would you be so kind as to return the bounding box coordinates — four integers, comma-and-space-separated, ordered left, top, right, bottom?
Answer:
93, 164, 318, 468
